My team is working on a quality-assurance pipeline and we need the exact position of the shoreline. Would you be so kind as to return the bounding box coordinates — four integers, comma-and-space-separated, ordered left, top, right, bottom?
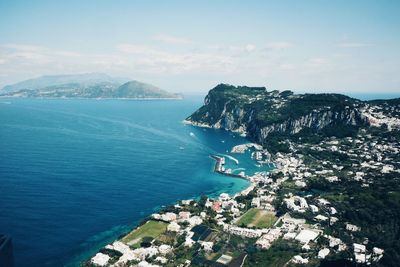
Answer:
182, 119, 248, 137
82, 122, 272, 266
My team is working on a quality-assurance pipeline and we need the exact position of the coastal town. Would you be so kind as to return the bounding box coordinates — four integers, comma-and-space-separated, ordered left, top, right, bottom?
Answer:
85, 105, 399, 267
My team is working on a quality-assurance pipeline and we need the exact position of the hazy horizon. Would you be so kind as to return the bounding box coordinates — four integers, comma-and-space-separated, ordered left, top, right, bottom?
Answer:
0, 0, 399, 94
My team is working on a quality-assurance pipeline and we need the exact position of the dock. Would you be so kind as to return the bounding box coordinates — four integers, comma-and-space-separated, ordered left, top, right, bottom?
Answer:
210, 155, 247, 180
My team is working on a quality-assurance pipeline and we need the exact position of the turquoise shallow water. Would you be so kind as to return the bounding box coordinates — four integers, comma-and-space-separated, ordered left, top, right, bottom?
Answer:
0, 97, 270, 266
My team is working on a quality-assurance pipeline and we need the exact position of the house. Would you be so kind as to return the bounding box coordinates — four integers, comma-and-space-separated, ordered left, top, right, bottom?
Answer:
181, 199, 192, 205
216, 254, 233, 265
138, 260, 160, 267
251, 197, 261, 207
346, 223, 361, 232
201, 242, 214, 252
161, 212, 177, 222
292, 255, 309, 264
317, 198, 330, 206
295, 229, 319, 244
227, 226, 262, 238
315, 215, 328, 221
158, 245, 172, 255
178, 211, 191, 220
283, 232, 297, 240
309, 205, 319, 213
318, 248, 330, 259
212, 201, 222, 212
91, 253, 110, 266
354, 243, 366, 254
187, 216, 203, 226
256, 229, 282, 249
372, 247, 384, 262
167, 222, 181, 232
354, 243, 367, 263
205, 198, 213, 208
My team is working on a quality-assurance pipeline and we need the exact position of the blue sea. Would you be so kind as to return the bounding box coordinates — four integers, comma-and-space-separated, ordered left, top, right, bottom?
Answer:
0, 97, 270, 267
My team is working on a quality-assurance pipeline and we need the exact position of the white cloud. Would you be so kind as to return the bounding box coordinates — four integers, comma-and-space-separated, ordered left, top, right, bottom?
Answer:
116, 44, 166, 56
0, 44, 45, 52
245, 44, 256, 52
265, 41, 293, 50
115, 43, 236, 74
337, 42, 371, 48
153, 34, 191, 44
279, 63, 295, 70
5, 40, 391, 93
0, 41, 300, 89
307, 57, 327, 66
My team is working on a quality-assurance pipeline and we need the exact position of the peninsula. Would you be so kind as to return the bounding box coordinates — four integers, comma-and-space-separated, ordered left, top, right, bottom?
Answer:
84, 84, 400, 267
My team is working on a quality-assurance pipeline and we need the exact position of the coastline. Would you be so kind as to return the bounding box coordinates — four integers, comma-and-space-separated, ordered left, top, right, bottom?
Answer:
182, 119, 248, 137
82, 121, 272, 266
183, 118, 268, 198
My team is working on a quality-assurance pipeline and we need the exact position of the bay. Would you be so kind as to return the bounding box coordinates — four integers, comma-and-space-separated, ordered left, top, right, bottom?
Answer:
0, 97, 269, 266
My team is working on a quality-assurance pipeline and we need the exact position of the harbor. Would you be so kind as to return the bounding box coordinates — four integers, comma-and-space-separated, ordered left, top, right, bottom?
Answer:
210, 155, 247, 179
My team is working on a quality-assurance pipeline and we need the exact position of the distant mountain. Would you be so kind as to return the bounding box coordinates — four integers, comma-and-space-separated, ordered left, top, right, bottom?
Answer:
0, 74, 181, 99
1, 73, 129, 93
114, 81, 181, 99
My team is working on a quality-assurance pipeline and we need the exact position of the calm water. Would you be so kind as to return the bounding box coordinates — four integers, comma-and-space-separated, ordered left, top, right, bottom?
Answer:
0, 98, 269, 267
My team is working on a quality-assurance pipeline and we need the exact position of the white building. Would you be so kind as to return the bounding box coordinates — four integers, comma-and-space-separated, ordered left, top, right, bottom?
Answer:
167, 222, 181, 232
292, 255, 309, 264
295, 229, 319, 244
91, 253, 110, 266
318, 248, 330, 259
346, 223, 361, 232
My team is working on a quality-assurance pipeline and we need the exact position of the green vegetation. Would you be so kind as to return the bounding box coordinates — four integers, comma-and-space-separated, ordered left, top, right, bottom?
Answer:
244, 240, 301, 267
236, 208, 277, 228
121, 220, 167, 245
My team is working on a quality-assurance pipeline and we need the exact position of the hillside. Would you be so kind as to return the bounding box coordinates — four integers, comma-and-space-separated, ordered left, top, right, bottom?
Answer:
182, 84, 400, 266
114, 81, 181, 99
186, 84, 399, 145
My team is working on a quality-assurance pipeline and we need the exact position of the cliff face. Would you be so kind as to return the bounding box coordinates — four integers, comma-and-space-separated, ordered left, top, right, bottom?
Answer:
186, 84, 370, 144
248, 108, 367, 143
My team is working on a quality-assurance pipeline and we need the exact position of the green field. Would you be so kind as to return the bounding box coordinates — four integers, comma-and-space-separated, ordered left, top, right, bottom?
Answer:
236, 209, 277, 228
122, 220, 167, 245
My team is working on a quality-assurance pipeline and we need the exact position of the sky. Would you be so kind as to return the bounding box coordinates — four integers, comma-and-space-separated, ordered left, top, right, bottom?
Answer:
0, 0, 399, 94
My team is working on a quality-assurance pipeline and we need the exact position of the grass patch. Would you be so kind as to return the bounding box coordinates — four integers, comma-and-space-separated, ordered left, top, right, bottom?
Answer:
122, 220, 167, 245
236, 208, 277, 228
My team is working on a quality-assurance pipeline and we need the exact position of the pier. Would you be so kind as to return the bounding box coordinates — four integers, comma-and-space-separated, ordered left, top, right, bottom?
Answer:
210, 155, 247, 180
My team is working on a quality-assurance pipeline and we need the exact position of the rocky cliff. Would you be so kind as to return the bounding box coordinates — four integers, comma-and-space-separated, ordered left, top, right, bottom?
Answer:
186, 84, 370, 144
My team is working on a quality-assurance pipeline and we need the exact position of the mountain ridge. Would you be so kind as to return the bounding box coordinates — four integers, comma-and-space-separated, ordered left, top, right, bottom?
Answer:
0, 73, 181, 99
1, 73, 129, 93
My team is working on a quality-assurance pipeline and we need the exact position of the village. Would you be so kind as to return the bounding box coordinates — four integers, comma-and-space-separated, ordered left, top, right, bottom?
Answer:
85, 114, 400, 267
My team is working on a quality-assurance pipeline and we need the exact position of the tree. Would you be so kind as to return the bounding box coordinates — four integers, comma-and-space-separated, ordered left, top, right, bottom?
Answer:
140, 236, 153, 248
